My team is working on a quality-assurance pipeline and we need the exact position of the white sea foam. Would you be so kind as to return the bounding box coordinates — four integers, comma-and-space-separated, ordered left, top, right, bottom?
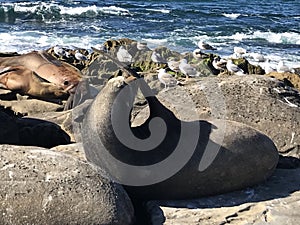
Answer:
59, 5, 131, 16
222, 13, 241, 19
216, 31, 300, 45
252, 31, 300, 44
0, 31, 105, 54
99, 6, 131, 16
2, 2, 131, 17
146, 8, 171, 14
59, 5, 99, 15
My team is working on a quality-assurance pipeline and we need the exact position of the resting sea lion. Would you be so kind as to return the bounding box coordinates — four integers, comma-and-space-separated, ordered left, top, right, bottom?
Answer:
0, 66, 68, 99
81, 50, 279, 200
0, 51, 82, 93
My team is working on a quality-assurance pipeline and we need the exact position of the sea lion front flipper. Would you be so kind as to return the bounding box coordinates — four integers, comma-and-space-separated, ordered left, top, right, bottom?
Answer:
26, 71, 69, 99
37, 51, 62, 67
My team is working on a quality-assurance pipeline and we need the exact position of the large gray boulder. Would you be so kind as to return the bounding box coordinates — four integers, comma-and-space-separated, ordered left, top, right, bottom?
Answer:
0, 145, 134, 225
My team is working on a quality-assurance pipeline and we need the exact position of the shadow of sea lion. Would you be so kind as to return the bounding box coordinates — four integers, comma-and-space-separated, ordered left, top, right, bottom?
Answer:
0, 106, 71, 148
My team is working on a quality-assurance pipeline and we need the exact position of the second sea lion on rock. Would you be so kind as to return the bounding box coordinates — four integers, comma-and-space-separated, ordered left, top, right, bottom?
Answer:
0, 51, 82, 93
0, 66, 69, 99
81, 74, 279, 200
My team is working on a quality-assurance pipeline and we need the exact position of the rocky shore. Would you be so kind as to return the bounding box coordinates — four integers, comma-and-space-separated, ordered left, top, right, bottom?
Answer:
0, 38, 299, 224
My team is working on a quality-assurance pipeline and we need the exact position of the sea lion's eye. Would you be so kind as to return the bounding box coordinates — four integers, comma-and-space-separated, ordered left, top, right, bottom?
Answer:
64, 80, 69, 86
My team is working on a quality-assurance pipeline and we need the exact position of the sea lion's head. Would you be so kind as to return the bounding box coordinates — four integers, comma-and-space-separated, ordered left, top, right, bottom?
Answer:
54, 61, 83, 94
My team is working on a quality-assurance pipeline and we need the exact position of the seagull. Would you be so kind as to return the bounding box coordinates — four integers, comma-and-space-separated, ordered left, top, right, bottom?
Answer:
230, 46, 247, 59
247, 52, 265, 62
151, 50, 167, 63
179, 59, 198, 77
212, 57, 227, 71
53, 46, 68, 58
262, 59, 276, 74
226, 59, 245, 75
197, 40, 216, 50
136, 42, 148, 51
167, 59, 180, 73
192, 49, 207, 59
116, 46, 133, 64
75, 50, 88, 61
157, 68, 178, 89
276, 61, 290, 73
234, 46, 247, 55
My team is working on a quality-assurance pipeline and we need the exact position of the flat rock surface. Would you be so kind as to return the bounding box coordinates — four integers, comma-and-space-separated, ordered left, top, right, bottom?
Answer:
154, 168, 300, 225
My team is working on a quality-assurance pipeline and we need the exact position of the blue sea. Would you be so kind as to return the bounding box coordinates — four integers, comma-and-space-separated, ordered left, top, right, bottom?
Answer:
0, 0, 299, 68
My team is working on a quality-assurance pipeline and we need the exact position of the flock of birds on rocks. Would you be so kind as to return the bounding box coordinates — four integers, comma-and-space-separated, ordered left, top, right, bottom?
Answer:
113, 40, 297, 89
52, 39, 297, 90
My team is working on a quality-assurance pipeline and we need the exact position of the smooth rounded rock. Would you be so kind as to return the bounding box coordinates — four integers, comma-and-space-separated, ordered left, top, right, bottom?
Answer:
0, 145, 134, 225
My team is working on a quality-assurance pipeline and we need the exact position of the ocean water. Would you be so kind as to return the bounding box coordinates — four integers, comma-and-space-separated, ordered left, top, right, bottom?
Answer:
0, 0, 299, 68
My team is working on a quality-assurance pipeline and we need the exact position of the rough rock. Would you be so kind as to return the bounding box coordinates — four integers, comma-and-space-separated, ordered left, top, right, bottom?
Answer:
0, 98, 64, 116
149, 168, 300, 225
267, 71, 300, 91
0, 145, 134, 225
134, 75, 300, 158
51, 142, 86, 161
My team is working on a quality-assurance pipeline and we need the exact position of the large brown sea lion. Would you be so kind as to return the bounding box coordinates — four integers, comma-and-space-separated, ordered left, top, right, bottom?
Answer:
0, 66, 69, 99
80, 49, 279, 200
0, 51, 82, 93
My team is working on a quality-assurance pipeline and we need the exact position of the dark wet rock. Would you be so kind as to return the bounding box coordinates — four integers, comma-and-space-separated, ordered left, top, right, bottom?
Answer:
103, 38, 135, 51
0, 52, 20, 57
230, 58, 265, 75
267, 71, 300, 91
46, 47, 90, 71
0, 145, 134, 225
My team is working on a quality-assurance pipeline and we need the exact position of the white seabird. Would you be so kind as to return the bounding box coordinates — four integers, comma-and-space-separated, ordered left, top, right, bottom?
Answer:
117, 46, 133, 64
226, 59, 245, 75
231, 46, 247, 59
192, 49, 206, 59
53, 46, 68, 58
75, 50, 88, 61
262, 59, 276, 74
179, 59, 198, 77
276, 61, 290, 73
247, 52, 265, 62
212, 57, 227, 71
151, 50, 167, 63
167, 59, 180, 73
234, 46, 247, 55
137, 42, 148, 51
197, 40, 216, 50
157, 68, 178, 89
